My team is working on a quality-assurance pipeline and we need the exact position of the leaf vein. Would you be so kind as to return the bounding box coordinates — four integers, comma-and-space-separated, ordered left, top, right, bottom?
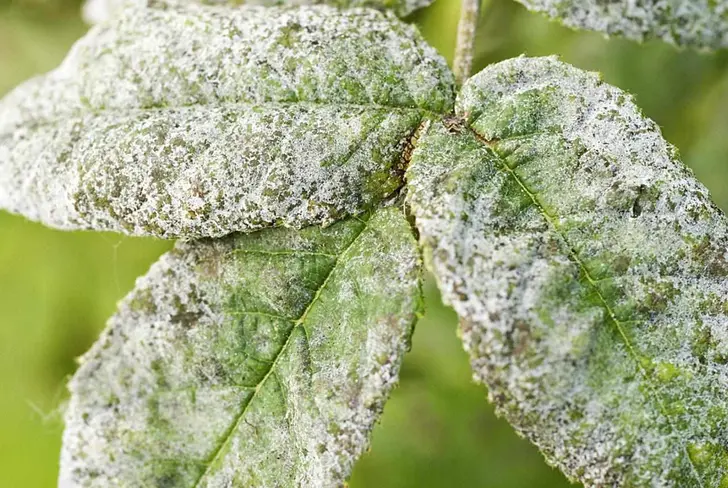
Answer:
475, 128, 705, 488
230, 249, 337, 259
190, 215, 370, 487
1, 102, 428, 137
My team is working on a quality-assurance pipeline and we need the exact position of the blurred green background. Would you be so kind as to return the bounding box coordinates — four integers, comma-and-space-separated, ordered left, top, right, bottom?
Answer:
2, 0, 728, 486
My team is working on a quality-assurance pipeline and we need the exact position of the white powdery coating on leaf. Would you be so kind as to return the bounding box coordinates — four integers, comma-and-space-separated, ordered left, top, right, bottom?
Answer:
516, 0, 728, 49
408, 56, 728, 487
82, 0, 434, 24
60, 206, 421, 487
2, 104, 420, 238
0, 5, 454, 239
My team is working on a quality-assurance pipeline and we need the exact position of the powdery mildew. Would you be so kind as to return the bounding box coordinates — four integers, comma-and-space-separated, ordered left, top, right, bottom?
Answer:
60, 206, 421, 487
407, 56, 728, 486
516, 0, 728, 49
0, 5, 454, 239
83, 0, 434, 25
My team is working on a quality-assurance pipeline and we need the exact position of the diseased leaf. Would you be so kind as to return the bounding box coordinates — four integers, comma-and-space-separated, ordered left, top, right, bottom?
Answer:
60, 206, 421, 487
0, 5, 454, 239
83, 0, 434, 25
407, 56, 728, 487
514, 0, 728, 49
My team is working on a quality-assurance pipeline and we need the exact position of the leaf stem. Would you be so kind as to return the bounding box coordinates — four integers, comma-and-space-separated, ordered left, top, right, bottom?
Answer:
453, 0, 481, 86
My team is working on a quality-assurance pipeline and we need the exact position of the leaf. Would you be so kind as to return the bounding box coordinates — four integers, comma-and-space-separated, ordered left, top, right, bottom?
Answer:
83, 0, 434, 25
514, 0, 728, 49
407, 56, 728, 487
60, 206, 422, 487
0, 5, 454, 239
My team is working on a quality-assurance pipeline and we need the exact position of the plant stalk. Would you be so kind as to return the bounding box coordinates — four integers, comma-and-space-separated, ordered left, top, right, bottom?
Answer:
453, 0, 480, 86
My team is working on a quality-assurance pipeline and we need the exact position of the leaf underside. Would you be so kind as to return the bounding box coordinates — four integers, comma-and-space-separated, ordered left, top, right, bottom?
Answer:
0, 5, 454, 239
515, 0, 728, 49
407, 56, 728, 487
60, 206, 421, 487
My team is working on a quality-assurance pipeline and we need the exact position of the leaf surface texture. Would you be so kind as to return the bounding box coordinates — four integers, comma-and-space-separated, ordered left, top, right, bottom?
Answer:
515, 0, 728, 49
60, 207, 421, 487
83, 0, 434, 24
407, 56, 728, 487
0, 5, 454, 238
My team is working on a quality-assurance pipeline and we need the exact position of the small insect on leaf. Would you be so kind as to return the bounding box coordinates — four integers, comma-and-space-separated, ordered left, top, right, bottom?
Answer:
514, 0, 728, 50
60, 206, 422, 487
0, 4, 454, 239
407, 56, 728, 487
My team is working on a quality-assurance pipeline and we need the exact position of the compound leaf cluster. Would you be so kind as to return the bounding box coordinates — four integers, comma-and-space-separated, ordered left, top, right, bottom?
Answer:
1, 1, 728, 487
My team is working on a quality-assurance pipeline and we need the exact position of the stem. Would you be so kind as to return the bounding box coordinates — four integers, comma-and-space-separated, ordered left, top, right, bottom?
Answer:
453, 0, 480, 86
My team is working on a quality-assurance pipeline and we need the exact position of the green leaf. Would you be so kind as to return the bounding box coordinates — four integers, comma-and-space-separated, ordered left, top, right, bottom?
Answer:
514, 0, 728, 49
407, 56, 728, 487
0, 5, 454, 239
83, 0, 435, 25
60, 206, 422, 487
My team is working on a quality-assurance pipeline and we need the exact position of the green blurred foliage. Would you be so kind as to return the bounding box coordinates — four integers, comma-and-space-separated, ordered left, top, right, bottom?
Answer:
2, 0, 728, 486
